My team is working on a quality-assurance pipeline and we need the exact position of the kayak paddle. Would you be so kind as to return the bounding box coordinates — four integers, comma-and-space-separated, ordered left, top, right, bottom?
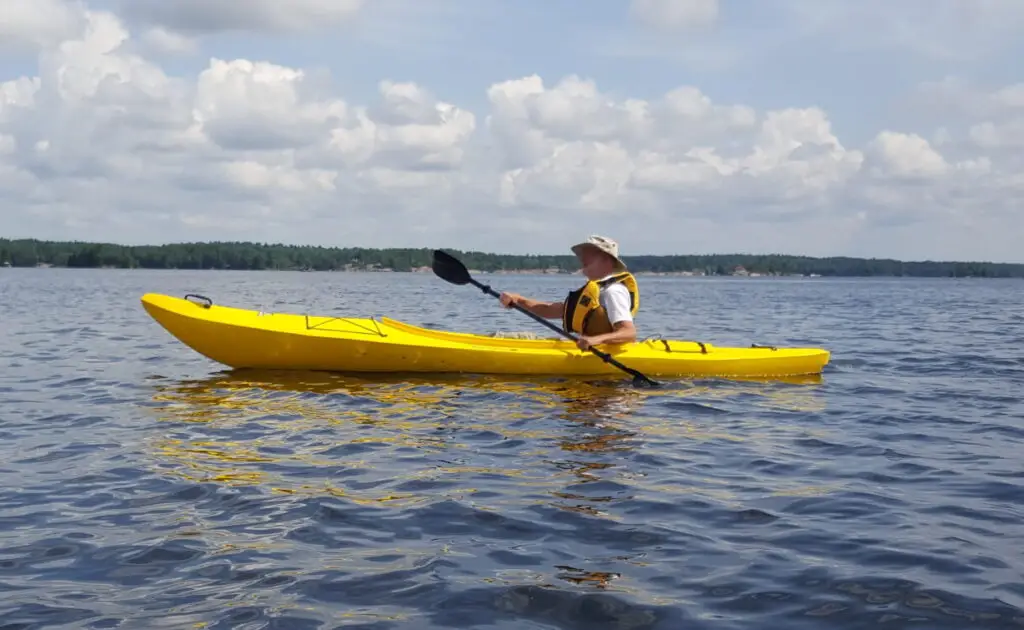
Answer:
431, 249, 660, 388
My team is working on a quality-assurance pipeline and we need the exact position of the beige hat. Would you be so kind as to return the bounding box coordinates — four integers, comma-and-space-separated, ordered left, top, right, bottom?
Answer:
571, 235, 627, 271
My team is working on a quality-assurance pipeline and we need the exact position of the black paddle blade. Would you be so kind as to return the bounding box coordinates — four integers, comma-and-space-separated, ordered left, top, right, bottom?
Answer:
633, 374, 660, 388
431, 249, 471, 285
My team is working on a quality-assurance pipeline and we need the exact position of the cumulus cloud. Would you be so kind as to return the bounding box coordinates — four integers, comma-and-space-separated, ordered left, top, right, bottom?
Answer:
0, 0, 86, 53
0, 3, 1020, 260
865, 132, 949, 179
0, 8, 476, 243
915, 78, 1024, 176
137, 27, 199, 56
487, 74, 863, 219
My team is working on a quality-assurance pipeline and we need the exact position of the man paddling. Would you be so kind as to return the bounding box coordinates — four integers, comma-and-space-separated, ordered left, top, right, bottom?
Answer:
499, 235, 639, 351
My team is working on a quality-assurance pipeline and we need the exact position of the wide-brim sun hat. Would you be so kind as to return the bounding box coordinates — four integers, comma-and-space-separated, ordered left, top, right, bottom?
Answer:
571, 235, 627, 271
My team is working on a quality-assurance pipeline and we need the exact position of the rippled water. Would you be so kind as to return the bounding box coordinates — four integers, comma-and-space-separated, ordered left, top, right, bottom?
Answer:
2, 268, 1023, 629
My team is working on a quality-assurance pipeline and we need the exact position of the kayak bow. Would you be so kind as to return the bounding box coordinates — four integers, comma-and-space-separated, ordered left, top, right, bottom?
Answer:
140, 293, 830, 379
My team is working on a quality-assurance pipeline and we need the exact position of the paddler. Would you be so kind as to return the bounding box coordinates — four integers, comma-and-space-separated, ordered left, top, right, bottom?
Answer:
499, 235, 639, 351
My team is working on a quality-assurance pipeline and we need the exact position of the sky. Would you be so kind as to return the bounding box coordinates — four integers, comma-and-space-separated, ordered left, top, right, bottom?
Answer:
0, 0, 1022, 262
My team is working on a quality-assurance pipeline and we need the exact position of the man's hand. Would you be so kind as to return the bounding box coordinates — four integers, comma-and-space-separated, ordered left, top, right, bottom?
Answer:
576, 322, 637, 351
499, 292, 521, 308
497, 294, 564, 320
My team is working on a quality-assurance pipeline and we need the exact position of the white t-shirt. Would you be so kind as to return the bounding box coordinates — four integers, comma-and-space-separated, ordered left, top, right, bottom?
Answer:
599, 279, 634, 325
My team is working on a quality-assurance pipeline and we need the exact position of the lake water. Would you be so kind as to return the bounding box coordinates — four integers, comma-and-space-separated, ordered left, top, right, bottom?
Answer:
2, 268, 1022, 629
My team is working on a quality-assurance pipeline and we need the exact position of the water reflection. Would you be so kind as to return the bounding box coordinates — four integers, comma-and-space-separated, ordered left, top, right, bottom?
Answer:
146, 371, 644, 494
142, 369, 829, 529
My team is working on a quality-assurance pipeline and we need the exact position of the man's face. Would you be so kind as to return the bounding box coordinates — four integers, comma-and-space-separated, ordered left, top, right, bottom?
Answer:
578, 246, 612, 279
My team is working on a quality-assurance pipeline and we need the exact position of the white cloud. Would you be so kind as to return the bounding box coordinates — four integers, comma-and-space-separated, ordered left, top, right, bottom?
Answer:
865, 132, 949, 178
0, 4, 1021, 261
194, 58, 346, 152
486, 75, 863, 221
0, 0, 86, 53
137, 27, 199, 56
0, 8, 476, 242
915, 78, 1024, 175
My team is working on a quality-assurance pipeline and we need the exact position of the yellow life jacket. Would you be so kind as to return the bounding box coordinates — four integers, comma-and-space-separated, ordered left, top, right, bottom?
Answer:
562, 271, 639, 336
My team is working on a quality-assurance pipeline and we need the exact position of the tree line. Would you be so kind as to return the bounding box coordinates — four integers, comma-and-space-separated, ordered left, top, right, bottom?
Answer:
1, 238, 1021, 278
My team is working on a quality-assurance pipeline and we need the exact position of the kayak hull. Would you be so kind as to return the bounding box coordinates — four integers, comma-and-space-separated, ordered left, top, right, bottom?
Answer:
140, 293, 831, 379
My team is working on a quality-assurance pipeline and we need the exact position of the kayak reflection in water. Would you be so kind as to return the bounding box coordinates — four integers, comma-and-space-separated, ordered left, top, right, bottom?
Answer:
498, 235, 640, 351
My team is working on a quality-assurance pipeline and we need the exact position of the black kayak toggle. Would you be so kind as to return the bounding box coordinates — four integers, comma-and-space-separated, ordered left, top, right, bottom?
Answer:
184, 294, 213, 309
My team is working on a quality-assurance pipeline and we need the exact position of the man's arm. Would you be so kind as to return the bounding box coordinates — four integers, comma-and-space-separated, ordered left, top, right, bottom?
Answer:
499, 292, 564, 320
581, 320, 637, 346
579, 284, 637, 347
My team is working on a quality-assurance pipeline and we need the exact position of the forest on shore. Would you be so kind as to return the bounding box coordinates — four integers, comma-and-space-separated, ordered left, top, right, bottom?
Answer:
2, 238, 1021, 278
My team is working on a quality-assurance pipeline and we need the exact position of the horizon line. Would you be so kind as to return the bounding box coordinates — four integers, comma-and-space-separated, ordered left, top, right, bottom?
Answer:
1, 236, 1022, 266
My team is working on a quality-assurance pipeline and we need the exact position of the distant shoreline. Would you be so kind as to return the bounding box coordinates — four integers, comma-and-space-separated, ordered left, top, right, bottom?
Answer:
8, 266, 1020, 281
2, 238, 1022, 278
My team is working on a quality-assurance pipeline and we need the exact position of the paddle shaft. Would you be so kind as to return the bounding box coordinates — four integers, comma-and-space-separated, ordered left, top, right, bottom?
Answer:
467, 278, 658, 386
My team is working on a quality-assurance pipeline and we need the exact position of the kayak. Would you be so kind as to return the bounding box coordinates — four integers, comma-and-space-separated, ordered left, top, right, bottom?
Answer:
140, 293, 830, 379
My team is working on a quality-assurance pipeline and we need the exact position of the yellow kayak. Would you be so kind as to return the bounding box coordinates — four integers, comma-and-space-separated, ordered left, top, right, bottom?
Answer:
140, 293, 830, 379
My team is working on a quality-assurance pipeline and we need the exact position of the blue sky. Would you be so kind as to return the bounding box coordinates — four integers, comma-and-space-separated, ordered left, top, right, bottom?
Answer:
1, 0, 1022, 261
